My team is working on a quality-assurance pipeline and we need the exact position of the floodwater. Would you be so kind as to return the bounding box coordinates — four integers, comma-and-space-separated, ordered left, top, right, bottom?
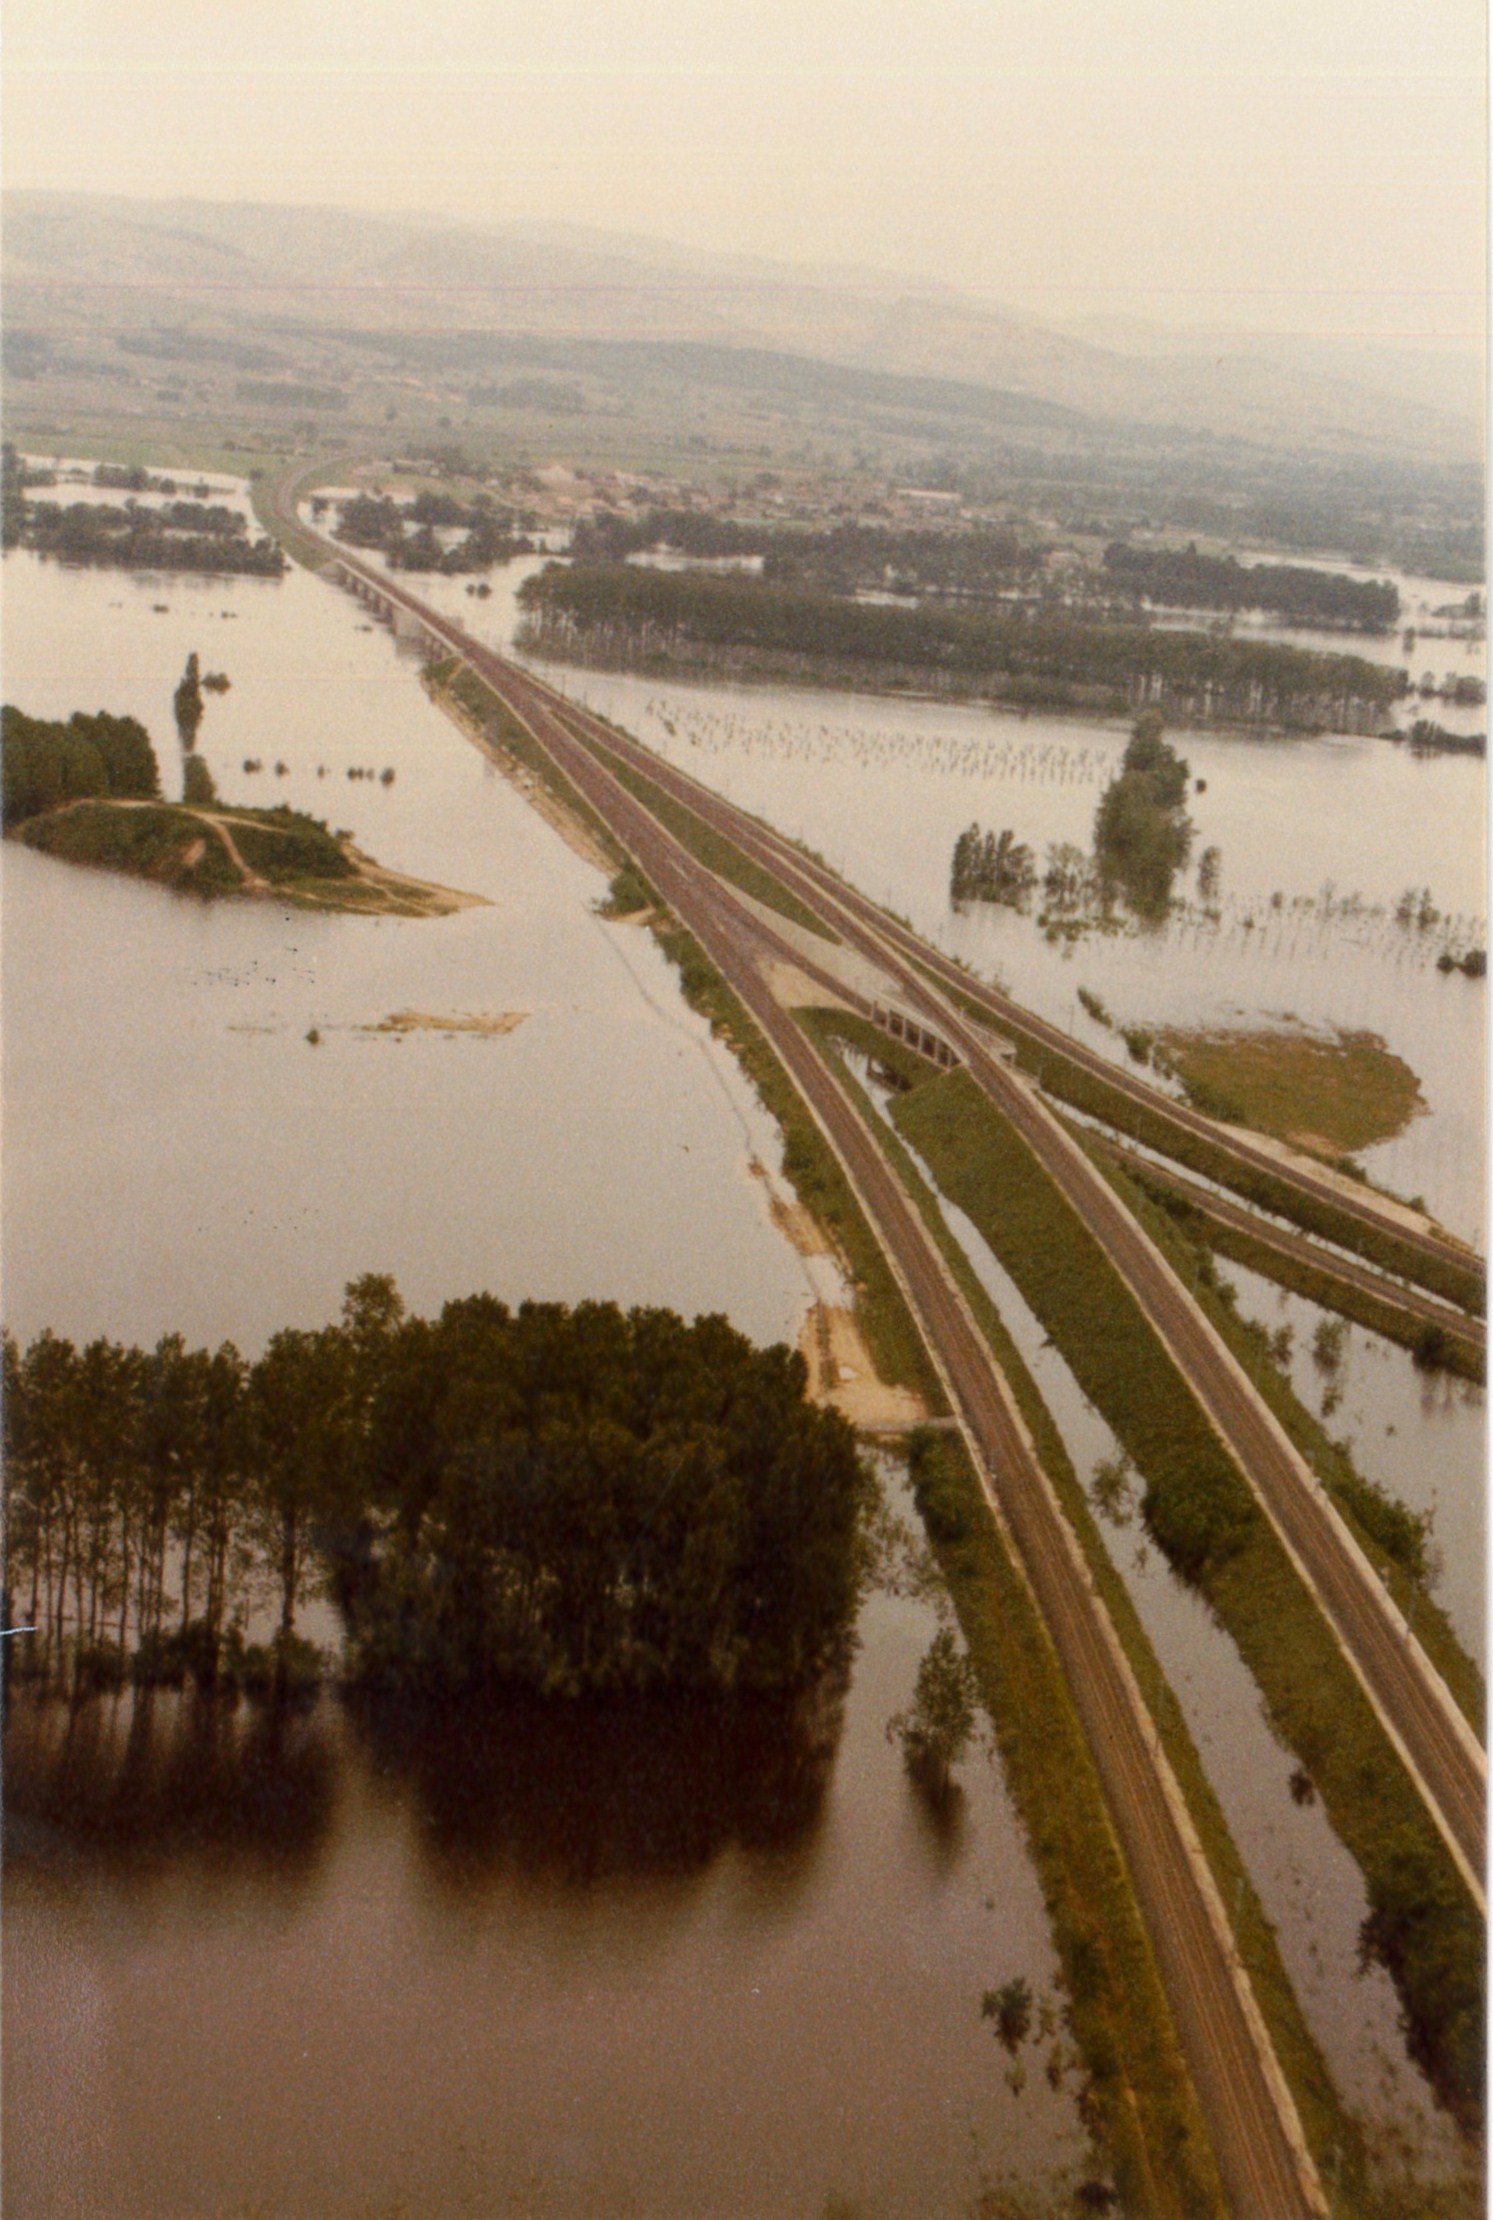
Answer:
849, 1053, 1475, 2195
535, 670, 1487, 1245
3, 517, 1093, 2210
1, 540, 820, 1353
3, 1460, 1093, 2220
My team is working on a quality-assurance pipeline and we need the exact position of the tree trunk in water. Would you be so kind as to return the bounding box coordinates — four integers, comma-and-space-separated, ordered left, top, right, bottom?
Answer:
117, 1517, 132, 1653
179, 1485, 198, 1636
277, 1509, 299, 1684
30, 1512, 46, 1637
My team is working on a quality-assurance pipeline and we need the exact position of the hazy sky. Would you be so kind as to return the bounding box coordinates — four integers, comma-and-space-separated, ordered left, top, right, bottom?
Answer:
4, 0, 1486, 340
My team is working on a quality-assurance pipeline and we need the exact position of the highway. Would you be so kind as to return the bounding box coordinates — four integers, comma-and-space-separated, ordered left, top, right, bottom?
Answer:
452, 613, 1332, 2220
266, 498, 1341, 2215
498, 664, 1488, 1907
291, 495, 1485, 1898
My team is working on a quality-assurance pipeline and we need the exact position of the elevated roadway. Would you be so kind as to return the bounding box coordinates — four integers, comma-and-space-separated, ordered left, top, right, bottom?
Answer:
268, 502, 1339, 2215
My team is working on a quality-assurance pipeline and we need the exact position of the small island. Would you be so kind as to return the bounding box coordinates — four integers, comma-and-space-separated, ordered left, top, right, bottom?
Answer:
2, 704, 483, 917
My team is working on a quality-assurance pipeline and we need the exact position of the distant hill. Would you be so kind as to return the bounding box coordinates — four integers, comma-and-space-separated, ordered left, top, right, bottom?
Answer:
3, 192, 1480, 465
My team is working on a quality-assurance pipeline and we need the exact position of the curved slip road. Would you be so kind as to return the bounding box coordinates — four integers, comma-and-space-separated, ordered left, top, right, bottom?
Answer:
1088, 1139, 1485, 1371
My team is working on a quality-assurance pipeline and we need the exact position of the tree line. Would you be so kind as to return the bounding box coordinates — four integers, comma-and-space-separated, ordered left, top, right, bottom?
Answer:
1102, 542, 1400, 631
11, 493, 286, 576
4, 1281, 865, 1703
329, 491, 532, 573
516, 563, 1405, 730
2, 703, 160, 828
569, 510, 1041, 599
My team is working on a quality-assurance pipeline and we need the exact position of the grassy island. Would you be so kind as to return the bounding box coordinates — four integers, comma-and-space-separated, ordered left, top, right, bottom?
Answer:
1152, 1024, 1426, 1157
2, 704, 481, 917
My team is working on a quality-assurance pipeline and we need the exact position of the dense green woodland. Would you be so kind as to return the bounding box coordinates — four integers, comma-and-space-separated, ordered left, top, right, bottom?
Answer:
517, 563, 1405, 730
4, 1283, 864, 1701
1102, 543, 1400, 631
1, 703, 160, 825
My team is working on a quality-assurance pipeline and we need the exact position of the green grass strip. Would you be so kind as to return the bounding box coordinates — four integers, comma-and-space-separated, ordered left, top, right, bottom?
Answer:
807, 1011, 1380, 2211
566, 720, 840, 944
886, 1061, 1483, 2134
1071, 1134, 1485, 1735
434, 661, 627, 868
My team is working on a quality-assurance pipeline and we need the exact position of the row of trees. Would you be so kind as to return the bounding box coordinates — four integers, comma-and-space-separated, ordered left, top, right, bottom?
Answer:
4, 1281, 865, 1702
949, 714, 1194, 924
569, 511, 1042, 599
516, 563, 1406, 730
330, 492, 532, 573
13, 496, 286, 576
2, 703, 160, 827
1102, 543, 1400, 632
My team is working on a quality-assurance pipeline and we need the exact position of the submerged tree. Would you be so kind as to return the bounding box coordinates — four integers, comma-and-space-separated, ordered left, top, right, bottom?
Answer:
888, 1627, 980, 1798
950, 823, 1038, 909
1092, 709, 1194, 921
173, 653, 205, 750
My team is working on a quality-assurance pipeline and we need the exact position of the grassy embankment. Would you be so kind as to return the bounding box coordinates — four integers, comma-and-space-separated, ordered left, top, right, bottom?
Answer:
433, 658, 629, 866
1110, 1150, 1485, 1383
880, 1052, 1482, 2133
566, 718, 839, 945
926, 971, 1485, 1316
806, 1011, 1399, 2212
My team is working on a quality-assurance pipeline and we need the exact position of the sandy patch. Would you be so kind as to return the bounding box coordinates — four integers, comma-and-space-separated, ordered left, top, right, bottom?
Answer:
761, 955, 853, 1013
344, 849, 489, 917
749, 1157, 832, 1258
799, 1301, 927, 1431
367, 1009, 527, 1037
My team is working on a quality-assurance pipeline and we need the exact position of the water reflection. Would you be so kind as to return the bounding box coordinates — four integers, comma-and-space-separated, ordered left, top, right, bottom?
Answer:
6, 1671, 848, 1901
345, 1676, 843, 1891
5, 1688, 335, 1884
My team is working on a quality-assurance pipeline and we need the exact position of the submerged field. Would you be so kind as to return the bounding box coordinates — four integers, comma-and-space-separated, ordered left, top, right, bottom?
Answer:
1155, 1024, 1426, 1158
